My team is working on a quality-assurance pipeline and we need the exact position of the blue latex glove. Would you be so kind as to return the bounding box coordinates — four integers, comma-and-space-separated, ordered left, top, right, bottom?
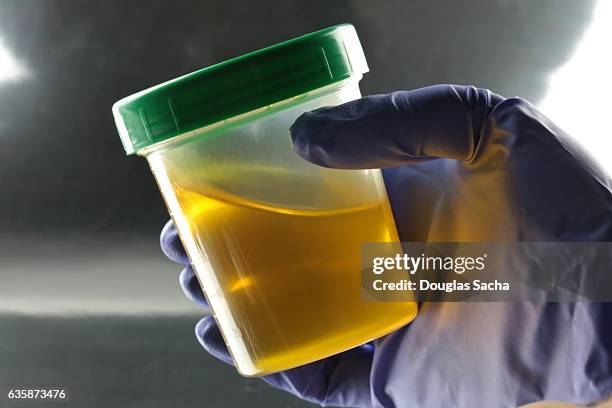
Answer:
161, 85, 612, 407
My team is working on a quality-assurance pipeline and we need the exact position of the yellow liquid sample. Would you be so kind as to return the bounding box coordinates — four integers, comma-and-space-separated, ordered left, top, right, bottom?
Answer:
176, 187, 417, 376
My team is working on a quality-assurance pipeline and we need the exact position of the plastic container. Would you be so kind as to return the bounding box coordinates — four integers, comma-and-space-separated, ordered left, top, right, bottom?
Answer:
113, 24, 417, 376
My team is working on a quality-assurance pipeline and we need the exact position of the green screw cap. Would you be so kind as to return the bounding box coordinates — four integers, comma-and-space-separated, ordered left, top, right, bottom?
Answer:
113, 24, 368, 155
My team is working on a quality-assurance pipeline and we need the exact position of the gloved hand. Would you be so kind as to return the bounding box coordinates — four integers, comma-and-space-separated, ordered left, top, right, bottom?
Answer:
161, 85, 612, 407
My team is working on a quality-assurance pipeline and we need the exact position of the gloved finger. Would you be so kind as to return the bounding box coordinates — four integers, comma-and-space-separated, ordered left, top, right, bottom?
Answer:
262, 346, 373, 407
290, 84, 505, 169
196, 316, 374, 407
179, 265, 209, 309
195, 315, 234, 365
160, 219, 189, 265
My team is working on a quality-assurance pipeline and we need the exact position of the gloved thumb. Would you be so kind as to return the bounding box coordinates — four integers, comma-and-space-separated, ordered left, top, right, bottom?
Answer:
290, 84, 504, 169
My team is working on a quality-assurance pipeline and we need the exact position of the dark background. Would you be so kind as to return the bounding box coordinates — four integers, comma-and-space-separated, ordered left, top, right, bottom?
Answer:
0, 0, 601, 406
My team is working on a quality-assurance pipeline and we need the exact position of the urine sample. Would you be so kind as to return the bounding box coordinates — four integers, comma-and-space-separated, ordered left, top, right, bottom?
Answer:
113, 24, 417, 376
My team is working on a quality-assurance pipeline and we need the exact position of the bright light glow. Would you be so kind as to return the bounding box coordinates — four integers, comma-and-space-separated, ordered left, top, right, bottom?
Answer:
539, 0, 612, 175
0, 38, 26, 82
230, 276, 254, 292
0, 239, 204, 317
